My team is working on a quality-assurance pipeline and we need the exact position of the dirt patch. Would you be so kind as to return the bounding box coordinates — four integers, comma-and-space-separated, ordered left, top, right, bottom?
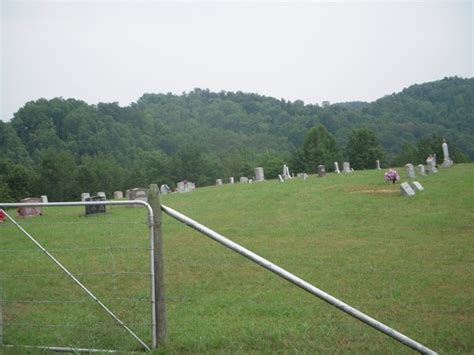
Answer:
349, 189, 398, 194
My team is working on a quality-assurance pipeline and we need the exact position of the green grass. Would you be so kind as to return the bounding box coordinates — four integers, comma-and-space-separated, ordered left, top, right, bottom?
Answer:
1, 164, 473, 353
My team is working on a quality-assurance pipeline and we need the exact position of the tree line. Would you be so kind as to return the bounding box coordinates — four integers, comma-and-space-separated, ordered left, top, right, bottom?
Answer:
0, 77, 472, 201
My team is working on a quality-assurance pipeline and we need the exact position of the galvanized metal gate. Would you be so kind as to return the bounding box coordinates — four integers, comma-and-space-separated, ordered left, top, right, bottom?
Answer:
0, 198, 161, 352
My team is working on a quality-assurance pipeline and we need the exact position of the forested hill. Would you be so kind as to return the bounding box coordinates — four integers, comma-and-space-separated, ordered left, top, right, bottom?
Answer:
0, 76, 472, 201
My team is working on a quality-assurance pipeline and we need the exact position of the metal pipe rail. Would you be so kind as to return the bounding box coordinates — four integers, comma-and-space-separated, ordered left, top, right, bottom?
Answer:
0, 200, 157, 351
161, 204, 437, 355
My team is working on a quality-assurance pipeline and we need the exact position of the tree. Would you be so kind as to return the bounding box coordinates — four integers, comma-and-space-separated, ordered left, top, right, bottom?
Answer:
300, 125, 340, 172
346, 127, 386, 169
36, 149, 78, 201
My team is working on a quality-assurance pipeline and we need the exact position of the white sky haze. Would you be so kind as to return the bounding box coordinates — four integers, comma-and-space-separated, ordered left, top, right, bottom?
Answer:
1, 0, 472, 121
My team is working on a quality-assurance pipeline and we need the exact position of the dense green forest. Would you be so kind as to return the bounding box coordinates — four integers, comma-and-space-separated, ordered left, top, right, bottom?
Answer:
0, 76, 472, 201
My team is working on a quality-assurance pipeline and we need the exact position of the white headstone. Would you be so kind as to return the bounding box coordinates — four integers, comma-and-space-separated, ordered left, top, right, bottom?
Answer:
255, 167, 265, 181
81, 193, 90, 201
278, 174, 284, 183
417, 165, 426, 176
177, 181, 185, 192
334, 162, 341, 174
376, 160, 381, 170
303, 173, 308, 180
282, 164, 291, 179
41, 195, 48, 203
442, 140, 453, 167
113, 191, 123, 199
97, 192, 106, 199
240, 177, 248, 184
216, 179, 223, 185
160, 184, 171, 195
342, 162, 351, 173
230, 177, 234, 184
411, 181, 424, 191
400, 182, 416, 197
405, 164, 415, 178
426, 155, 437, 174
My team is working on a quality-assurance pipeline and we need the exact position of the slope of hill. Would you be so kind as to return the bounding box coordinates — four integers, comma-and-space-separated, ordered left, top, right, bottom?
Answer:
2, 165, 472, 353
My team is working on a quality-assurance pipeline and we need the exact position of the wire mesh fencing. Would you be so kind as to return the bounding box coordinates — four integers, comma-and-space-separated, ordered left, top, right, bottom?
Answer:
0, 203, 153, 352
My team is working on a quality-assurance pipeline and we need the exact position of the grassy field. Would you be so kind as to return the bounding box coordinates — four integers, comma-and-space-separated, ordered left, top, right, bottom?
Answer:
1, 164, 473, 353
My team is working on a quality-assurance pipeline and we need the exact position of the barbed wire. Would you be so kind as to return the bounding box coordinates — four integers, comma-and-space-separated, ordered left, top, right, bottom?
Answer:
0, 246, 150, 253
0, 271, 151, 277
0, 221, 147, 226
1, 296, 192, 304
6, 321, 151, 329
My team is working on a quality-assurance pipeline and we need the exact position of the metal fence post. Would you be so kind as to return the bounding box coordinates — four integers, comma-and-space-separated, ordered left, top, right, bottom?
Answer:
148, 184, 167, 346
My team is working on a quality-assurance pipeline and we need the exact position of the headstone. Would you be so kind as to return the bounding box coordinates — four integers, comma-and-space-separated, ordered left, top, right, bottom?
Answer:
81, 193, 90, 202
176, 181, 194, 193
248, 179, 253, 184
160, 184, 171, 195
85, 195, 106, 215
41, 195, 48, 203
240, 177, 248, 184
216, 179, 223, 185
342, 162, 351, 173
230, 177, 234, 184
442, 140, 453, 167
129, 188, 148, 201
125, 190, 130, 199
97, 192, 106, 199
113, 191, 123, 199
255, 167, 265, 181
303, 173, 308, 180
411, 181, 424, 191
334, 162, 341, 174
282, 164, 291, 179
18, 197, 43, 217
278, 174, 284, 183
418, 164, 426, 176
400, 182, 416, 197
376, 160, 381, 170
405, 164, 415, 178
426, 154, 437, 174
317, 165, 326, 177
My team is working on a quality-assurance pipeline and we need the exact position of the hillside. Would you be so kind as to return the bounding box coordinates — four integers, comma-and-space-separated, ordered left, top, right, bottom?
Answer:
2, 165, 472, 353
0, 77, 472, 201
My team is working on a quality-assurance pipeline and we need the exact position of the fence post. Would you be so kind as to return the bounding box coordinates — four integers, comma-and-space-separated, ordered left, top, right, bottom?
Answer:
148, 184, 167, 346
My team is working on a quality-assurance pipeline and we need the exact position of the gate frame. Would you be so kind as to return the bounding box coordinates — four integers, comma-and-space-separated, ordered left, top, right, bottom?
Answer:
0, 194, 165, 352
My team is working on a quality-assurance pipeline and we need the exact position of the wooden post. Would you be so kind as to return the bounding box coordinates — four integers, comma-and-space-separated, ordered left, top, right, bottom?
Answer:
148, 184, 167, 346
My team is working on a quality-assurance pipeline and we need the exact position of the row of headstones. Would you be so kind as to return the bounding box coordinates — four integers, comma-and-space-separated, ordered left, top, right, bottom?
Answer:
405, 163, 437, 178
215, 162, 358, 186
215, 167, 266, 186
400, 140, 455, 196
400, 181, 424, 197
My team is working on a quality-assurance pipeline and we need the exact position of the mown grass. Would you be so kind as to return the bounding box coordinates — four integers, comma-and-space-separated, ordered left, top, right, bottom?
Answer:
1, 164, 473, 353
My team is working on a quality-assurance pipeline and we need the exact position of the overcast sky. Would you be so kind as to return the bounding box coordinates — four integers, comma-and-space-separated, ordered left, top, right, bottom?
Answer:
1, 0, 472, 121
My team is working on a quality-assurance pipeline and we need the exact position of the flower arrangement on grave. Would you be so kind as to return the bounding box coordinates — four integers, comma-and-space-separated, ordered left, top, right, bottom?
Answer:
384, 169, 400, 184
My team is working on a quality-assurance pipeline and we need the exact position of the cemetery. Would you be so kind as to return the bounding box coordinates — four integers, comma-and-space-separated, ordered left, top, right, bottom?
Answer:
0, 161, 472, 353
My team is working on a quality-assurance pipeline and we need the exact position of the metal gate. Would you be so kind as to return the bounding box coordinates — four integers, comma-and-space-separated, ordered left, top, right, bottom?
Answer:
0, 193, 165, 352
